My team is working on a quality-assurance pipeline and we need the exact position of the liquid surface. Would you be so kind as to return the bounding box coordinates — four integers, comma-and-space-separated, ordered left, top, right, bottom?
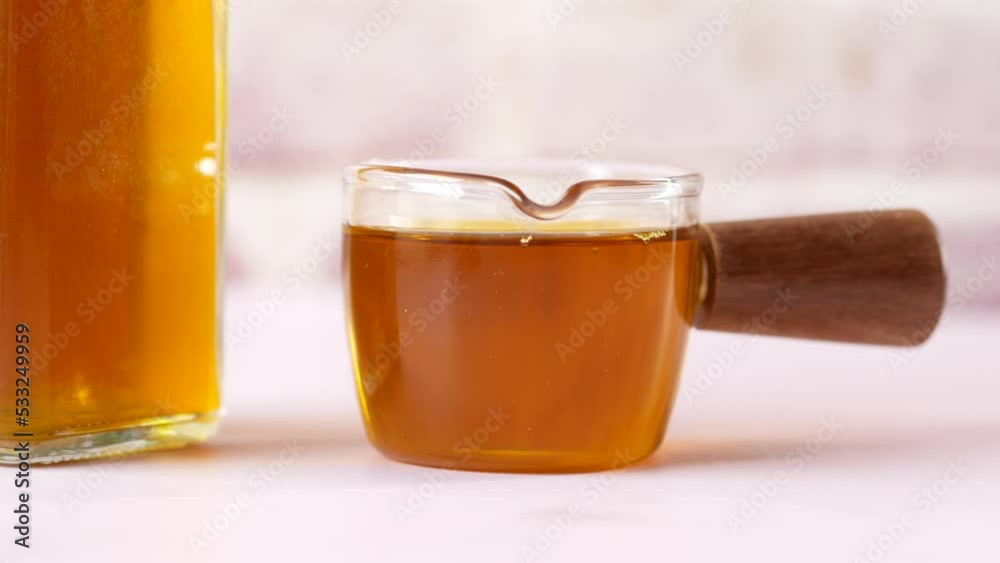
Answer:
0, 2, 222, 443
345, 225, 701, 472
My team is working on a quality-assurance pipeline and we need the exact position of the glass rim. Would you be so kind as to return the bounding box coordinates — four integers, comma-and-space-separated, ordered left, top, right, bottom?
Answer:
344, 158, 704, 201
344, 158, 703, 226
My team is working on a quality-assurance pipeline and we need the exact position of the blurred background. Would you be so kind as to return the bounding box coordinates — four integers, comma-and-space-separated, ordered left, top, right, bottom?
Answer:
225, 0, 999, 311
11, 3, 995, 561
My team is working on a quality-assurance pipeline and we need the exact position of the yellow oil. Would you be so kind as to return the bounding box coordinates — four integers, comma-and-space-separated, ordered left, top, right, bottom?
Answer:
345, 225, 701, 472
0, 1, 224, 450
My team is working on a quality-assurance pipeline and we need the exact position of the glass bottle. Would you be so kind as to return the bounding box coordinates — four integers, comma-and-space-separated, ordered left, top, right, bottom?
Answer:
0, 0, 226, 462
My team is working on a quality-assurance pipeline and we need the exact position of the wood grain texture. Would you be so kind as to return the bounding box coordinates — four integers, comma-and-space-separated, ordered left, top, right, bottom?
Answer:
695, 210, 946, 346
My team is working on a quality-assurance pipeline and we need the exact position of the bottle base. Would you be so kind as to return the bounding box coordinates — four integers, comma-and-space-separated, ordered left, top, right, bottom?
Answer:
0, 411, 219, 464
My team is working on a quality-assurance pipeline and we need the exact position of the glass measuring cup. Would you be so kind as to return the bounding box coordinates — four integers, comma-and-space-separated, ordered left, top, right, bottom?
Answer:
343, 160, 945, 473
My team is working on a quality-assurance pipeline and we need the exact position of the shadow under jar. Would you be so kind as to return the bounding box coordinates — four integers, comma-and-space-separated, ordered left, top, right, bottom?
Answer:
0, 1, 226, 463
343, 161, 946, 473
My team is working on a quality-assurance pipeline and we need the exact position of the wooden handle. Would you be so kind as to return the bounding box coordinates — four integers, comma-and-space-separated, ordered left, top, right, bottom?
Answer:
695, 209, 946, 346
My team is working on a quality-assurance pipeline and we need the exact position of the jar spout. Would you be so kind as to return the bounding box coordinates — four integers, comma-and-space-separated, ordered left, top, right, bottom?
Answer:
355, 164, 677, 221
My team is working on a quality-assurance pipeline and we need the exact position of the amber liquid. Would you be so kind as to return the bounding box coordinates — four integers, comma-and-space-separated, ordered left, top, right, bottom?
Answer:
345, 225, 702, 472
0, 2, 222, 454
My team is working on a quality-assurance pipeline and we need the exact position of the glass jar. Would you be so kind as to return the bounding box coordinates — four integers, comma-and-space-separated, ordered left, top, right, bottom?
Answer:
0, 1, 226, 462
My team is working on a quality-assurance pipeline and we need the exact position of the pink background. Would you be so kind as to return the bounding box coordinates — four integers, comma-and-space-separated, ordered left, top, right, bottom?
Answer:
26, 3, 997, 562
224, 0, 1000, 309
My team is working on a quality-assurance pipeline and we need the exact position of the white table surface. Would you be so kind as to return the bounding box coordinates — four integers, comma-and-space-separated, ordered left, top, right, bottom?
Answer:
14, 282, 998, 563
